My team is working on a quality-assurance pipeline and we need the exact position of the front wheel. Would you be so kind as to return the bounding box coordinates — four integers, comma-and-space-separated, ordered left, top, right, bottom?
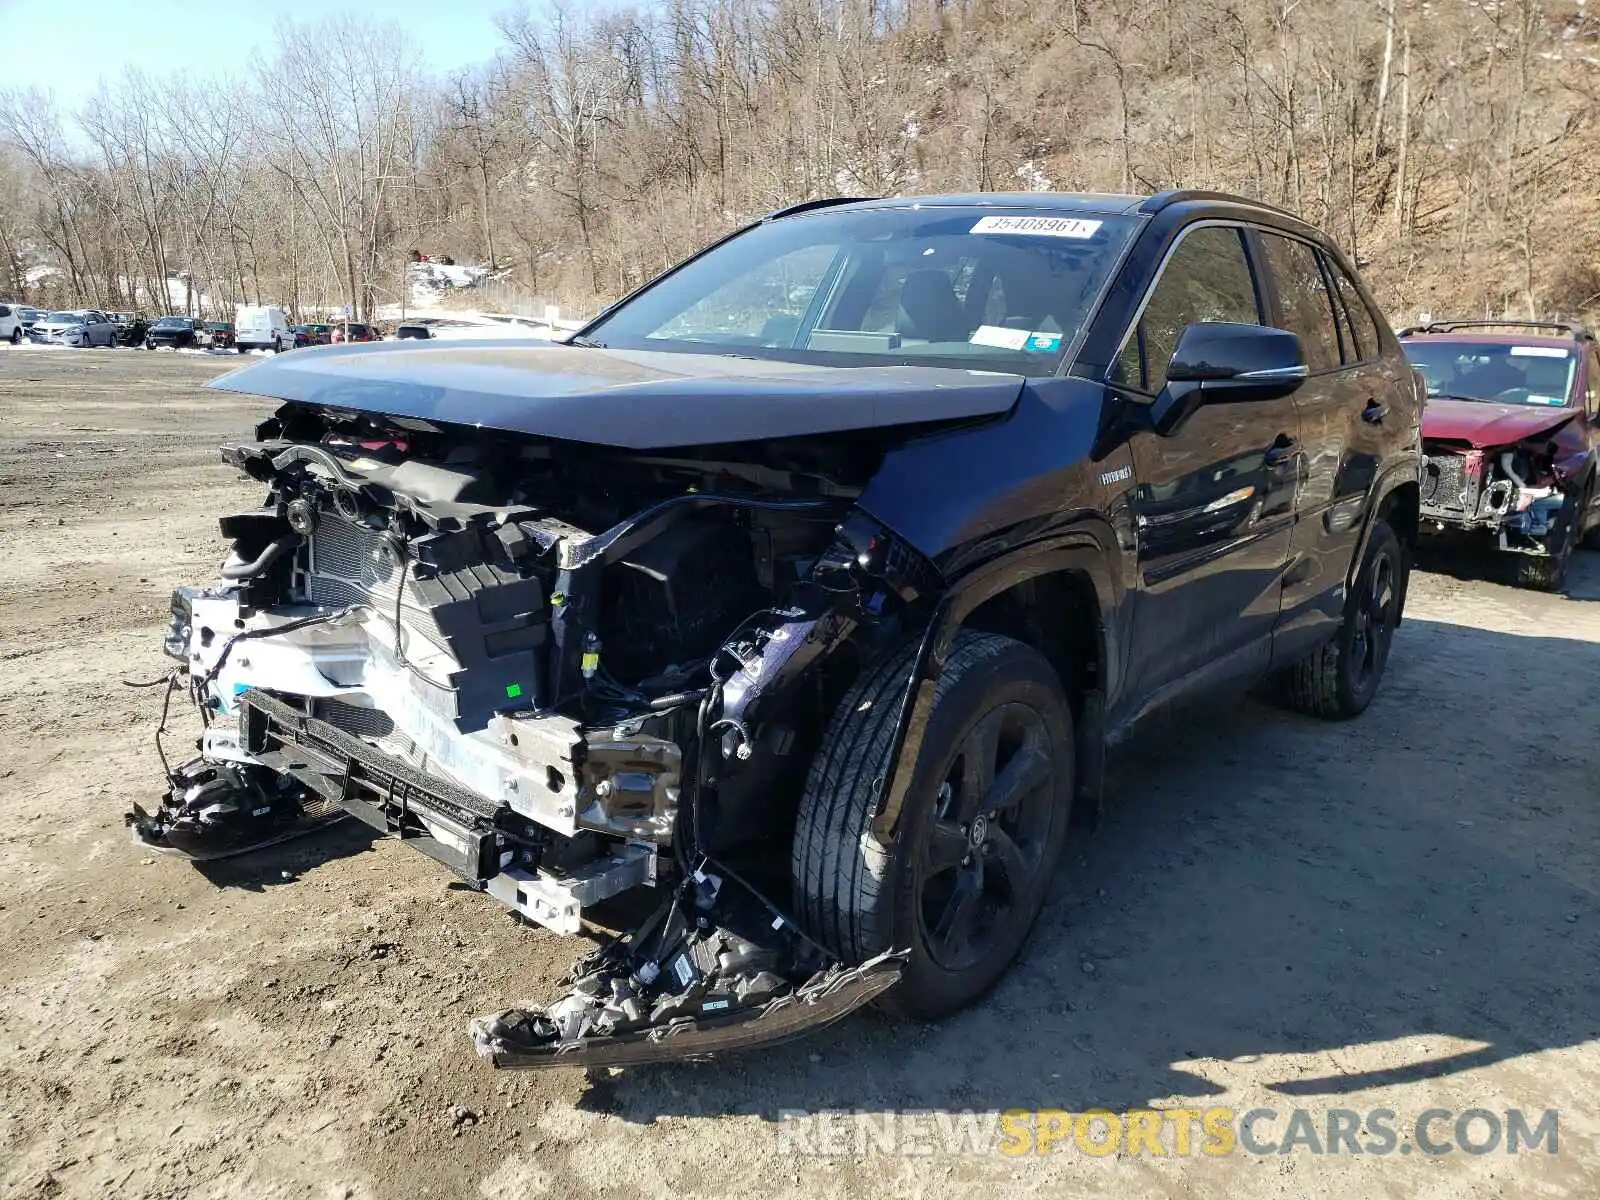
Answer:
1517, 491, 1578, 591
1574, 480, 1600, 551
792, 631, 1074, 1020
1277, 518, 1405, 718
8, 327, 19, 345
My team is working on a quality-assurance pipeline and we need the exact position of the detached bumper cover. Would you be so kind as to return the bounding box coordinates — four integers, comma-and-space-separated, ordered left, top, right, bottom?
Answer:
473, 953, 903, 1069
468, 861, 906, 1070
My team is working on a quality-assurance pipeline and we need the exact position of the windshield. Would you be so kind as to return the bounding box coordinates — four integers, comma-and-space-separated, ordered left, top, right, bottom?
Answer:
584, 206, 1138, 373
154, 317, 191, 329
1403, 340, 1578, 407
46, 311, 80, 323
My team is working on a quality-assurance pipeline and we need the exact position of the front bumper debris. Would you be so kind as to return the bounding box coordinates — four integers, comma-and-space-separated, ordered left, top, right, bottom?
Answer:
127, 755, 344, 861
471, 871, 905, 1069
133, 681, 907, 1068
1420, 447, 1572, 556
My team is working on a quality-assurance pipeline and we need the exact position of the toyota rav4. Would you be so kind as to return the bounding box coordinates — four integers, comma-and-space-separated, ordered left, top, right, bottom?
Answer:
132, 190, 1422, 1069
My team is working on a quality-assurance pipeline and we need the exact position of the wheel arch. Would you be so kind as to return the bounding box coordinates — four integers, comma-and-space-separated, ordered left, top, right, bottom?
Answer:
960, 565, 1106, 724
1378, 476, 1420, 549
1357, 467, 1419, 627
870, 533, 1122, 842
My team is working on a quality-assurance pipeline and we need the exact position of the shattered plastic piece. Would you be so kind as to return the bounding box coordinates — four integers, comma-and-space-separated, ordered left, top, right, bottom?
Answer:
127, 757, 344, 861
471, 951, 903, 1069
468, 873, 905, 1068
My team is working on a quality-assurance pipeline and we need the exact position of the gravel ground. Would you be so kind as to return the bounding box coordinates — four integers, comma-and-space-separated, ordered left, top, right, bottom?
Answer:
1, 343, 1596, 1199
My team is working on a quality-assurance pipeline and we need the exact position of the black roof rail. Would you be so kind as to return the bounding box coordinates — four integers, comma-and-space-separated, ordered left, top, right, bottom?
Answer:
1397, 319, 1594, 342
762, 196, 880, 222
1138, 189, 1300, 219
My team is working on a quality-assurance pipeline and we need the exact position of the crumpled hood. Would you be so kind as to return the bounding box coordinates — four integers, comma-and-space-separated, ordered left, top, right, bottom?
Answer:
1423, 397, 1578, 447
206, 339, 1026, 450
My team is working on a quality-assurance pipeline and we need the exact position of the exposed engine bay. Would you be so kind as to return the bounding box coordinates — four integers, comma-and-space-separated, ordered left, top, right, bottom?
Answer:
129, 397, 944, 1066
1420, 435, 1576, 555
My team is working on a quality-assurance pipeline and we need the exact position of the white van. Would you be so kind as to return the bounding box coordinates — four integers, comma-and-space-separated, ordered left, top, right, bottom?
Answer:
234, 305, 291, 353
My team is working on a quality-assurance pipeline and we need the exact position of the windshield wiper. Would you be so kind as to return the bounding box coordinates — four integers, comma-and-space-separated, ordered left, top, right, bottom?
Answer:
565, 334, 606, 348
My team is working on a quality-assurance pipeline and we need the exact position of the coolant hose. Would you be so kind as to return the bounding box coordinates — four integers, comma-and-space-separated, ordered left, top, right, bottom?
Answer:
220, 534, 302, 580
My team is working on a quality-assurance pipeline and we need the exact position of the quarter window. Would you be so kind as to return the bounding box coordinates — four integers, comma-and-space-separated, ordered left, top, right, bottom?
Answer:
1259, 233, 1342, 373
1325, 256, 1383, 363
1114, 225, 1262, 393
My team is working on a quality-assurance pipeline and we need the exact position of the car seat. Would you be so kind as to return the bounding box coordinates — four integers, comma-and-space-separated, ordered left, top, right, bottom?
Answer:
896, 270, 972, 343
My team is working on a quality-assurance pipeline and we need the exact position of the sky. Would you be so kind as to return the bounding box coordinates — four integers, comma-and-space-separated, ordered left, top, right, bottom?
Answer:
0, 0, 516, 109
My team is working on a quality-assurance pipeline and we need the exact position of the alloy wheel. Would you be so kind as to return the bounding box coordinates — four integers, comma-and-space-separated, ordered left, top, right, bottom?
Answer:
918, 701, 1055, 973
1350, 550, 1397, 688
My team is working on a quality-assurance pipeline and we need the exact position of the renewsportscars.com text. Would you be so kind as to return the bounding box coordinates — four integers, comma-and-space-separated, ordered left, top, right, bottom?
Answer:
776, 1107, 1559, 1158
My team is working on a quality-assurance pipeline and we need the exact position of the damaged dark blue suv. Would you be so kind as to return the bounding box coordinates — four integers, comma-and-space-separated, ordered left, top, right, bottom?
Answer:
134, 190, 1422, 1069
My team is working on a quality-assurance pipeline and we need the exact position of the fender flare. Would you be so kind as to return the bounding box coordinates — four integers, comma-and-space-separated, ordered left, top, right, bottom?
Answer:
1348, 459, 1422, 590
868, 529, 1123, 842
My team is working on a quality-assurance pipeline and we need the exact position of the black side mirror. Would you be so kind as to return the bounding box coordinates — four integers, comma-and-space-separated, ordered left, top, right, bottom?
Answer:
1151, 322, 1307, 434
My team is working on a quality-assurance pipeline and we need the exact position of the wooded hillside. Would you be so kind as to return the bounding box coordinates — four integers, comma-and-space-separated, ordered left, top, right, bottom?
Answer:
2, 0, 1596, 326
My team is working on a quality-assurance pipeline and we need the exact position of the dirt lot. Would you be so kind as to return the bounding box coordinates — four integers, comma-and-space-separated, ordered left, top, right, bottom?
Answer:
1, 344, 1596, 1199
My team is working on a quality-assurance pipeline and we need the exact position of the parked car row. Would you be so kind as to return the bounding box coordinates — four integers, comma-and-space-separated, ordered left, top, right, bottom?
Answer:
0, 302, 383, 353
289, 320, 377, 346
138, 316, 225, 350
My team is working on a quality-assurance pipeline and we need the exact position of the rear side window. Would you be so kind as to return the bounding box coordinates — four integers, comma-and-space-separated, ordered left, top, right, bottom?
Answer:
1259, 233, 1341, 373
0, 305, 10, 317
1115, 225, 1262, 393
1324, 256, 1383, 363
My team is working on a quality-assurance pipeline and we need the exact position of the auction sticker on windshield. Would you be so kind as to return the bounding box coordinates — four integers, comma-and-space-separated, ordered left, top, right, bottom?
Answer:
969, 326, 1067, 353
971, 216, 1104, 238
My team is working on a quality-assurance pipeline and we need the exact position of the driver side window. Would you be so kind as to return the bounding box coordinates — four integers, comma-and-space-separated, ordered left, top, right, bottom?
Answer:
1115, 226, 1262, 393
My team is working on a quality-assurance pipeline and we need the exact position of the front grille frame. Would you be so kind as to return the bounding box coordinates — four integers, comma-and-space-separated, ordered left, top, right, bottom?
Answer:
1421, 448, 1481, 518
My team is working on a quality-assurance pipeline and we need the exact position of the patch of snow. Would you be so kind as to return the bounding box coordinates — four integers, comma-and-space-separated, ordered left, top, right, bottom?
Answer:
1015, 161, 1054, 192
405, 259, 503, 309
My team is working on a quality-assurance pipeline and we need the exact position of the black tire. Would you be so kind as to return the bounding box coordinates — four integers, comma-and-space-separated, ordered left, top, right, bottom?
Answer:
1516, 492, 1577, 591
1517, 555, 1567, 591
1576, 480, 1600, 550
1279, 519, 1405, 718
9, 327, 19, 345
792, 630, 1074, 1020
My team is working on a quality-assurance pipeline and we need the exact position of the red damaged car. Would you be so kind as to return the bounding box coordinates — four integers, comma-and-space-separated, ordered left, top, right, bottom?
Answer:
1401, 320, 1600, 590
